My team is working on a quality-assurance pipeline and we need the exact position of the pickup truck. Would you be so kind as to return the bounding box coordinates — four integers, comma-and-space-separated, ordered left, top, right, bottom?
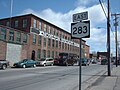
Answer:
0, 60, 9, 70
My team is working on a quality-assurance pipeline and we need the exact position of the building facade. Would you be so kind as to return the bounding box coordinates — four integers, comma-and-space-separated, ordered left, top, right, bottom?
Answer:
0, 14, 90, 66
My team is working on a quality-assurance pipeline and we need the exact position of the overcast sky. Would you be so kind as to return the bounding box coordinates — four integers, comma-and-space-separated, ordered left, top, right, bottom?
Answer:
0, 0, 120, 54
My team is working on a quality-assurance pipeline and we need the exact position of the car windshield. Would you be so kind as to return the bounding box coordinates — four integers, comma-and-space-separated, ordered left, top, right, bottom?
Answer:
81, 58, 87, 61
59, 53, 68, 59
40, 58, 45, 61
19, 59, 28, 63
102, 59, 107, 62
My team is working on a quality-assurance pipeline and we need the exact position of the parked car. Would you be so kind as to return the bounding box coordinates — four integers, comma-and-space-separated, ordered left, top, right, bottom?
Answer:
54, 58, 59, 65
92, 59, 97, 64
81, 58, 89, 66
0, 60, 9, 70
13, 59, 36, 68
101, 59, 108, 65
58, 53, 77, 66
36, 58, 54, 66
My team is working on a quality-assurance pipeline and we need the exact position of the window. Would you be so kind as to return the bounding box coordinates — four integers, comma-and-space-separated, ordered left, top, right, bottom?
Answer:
65, 43, 67, 50
56, 40, 58, 48
59, 41, 61, 49
63, 35, 64, 39
60, 33, 62, 38
54, 29, 56, 36
33, 34, 36, 44
52, 39, 54, 48
33, 19, 37, 28
42, 50, 46, 58
16, 31, 21, 43
37, 49, 41, 60
23, 33, 27, 43
56, 32, 58, 36
56, 51, 58, 57
48, 26, 50, 34
0, 27, 6, 40
44, 38, 46, 47
44, 24, 47, 32
15, 20, 18, 27
39, 21, 42, 30
6, 21, 10, 27
50, 27, 52, 34
38, 35, 42, 45
9, 30, 14, 41
68, 44, 70, 50
23, 19, 27, 28
62, 42, 64, 49
81, 44, 84, 49
52, 51, 54, 58
48, 38, 51, 48
47, 50, 50, 58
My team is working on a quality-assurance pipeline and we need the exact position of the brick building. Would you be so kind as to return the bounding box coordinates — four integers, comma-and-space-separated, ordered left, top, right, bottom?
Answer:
85, 44, 90, 59
0, 14, 90, 66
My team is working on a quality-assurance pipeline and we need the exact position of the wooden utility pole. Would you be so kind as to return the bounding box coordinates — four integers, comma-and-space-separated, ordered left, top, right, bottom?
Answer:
111, 13, 120, 67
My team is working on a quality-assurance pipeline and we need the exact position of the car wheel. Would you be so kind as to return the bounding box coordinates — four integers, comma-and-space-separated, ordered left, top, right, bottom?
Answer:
33, 64, 36, 68
51, 63, 53, 66
43, 64, 46, 66
2, 64, 7, 70
23, 65, 26, 68
66, 62, 68, 66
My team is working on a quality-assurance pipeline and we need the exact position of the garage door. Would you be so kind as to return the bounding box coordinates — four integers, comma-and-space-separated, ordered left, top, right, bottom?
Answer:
6, 43, 22, 66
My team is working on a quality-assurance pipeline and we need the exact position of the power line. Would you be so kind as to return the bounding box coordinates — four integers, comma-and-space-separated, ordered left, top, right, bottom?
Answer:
99, 0, 107, 19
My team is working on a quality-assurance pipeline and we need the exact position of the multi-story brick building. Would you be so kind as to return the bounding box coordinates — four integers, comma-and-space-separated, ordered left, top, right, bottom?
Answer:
85, 44, 90, 59
0, 14, 90, 66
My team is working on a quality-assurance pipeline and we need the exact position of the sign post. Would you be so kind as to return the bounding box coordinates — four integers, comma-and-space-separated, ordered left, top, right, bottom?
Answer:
71, 11, 90, 90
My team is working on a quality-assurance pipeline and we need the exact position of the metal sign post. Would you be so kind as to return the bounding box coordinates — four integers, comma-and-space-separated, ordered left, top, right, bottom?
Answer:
71, 11, 90, 90
79, 38, 82, 90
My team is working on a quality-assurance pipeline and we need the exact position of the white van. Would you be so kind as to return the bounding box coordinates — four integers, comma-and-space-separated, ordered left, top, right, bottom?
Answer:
36, 58, 54, 66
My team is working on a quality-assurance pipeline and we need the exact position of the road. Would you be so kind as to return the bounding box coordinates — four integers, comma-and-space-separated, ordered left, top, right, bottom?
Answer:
0, 64, 107, 90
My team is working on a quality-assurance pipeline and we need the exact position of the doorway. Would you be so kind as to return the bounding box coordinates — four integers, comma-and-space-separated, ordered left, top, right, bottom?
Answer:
31, 50, 35, 60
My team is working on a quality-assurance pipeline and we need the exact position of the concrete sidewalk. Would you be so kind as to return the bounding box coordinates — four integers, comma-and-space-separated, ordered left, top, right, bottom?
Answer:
87, 66, 120, 90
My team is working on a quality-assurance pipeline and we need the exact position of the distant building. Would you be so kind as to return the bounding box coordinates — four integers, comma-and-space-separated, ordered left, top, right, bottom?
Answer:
0, 14, 90, 66
85, 44, 90, 59
97, 52, 108, 60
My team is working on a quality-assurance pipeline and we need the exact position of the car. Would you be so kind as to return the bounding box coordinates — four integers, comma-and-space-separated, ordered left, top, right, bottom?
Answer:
36, 58, 54, 66
92, 59, 97, 64
101, 59, 108, 65
0, 60, 9, 70
58, 53, 77, 66
13, 59, 36, 68
54, 58, 59, 65
81, 58, 89, 66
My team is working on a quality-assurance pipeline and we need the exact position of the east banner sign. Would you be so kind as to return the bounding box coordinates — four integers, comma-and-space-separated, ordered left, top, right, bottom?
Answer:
73, 11, 88, 22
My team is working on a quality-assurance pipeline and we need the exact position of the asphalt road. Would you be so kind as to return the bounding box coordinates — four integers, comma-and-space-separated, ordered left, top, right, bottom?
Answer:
0, 64, 107, 90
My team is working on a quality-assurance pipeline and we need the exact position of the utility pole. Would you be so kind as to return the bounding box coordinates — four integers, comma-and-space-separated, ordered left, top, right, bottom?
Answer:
107, 0, 111, 76
111, 13, 120, 67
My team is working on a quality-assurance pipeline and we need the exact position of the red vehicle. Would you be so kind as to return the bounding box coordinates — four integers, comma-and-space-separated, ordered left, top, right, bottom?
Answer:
58, 53, 78, 66
54, 58, 59, 65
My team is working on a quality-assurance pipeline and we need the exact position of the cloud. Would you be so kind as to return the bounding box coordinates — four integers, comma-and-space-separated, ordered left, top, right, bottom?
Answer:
75, 0, 99, 7
21, 2, 115, 53
75, 0, 91, 6
22, 4, 106, 31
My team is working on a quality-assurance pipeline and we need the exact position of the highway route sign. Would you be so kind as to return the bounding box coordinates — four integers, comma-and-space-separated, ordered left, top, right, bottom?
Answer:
71, 21, 90, 38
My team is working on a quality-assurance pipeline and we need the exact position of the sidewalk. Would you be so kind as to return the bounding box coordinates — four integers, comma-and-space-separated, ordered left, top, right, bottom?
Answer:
87, 66, 120, 90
